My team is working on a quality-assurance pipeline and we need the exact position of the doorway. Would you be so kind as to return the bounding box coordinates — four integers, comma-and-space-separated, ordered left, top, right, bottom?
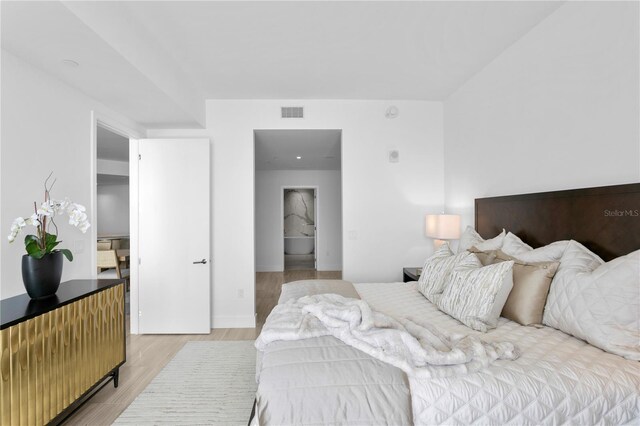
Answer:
95, 123, 132, 314
283, 187, 317, 271
254, 129, 343, 273
96, 126, 130, 246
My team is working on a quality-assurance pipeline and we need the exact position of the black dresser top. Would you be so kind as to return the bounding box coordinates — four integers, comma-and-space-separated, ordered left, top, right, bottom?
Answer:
1, 279, 124, 330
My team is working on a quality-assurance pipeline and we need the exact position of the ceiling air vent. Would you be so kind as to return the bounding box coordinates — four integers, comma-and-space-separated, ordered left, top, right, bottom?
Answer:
281, 106, 304, 118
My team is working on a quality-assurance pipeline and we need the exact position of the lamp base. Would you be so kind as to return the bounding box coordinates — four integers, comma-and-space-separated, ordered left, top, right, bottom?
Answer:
433, 239, 448, 249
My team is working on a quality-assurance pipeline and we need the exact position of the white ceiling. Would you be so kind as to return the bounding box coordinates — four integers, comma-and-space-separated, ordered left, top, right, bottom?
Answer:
1, 1, 205, 128
97, 126, 129, 162
1, 1, 564, 128
125, 1, 563, 100
255, 129, 341, 171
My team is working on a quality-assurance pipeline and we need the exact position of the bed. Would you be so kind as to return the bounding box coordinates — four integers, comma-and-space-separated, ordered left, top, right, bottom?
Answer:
254, 183, 640, 425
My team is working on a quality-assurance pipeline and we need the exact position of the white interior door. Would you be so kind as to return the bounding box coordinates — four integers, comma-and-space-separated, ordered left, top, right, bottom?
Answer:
138, 138, 210, 334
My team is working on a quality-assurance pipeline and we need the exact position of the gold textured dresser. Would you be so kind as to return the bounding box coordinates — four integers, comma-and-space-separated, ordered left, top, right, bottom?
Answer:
0, 279, 126, 425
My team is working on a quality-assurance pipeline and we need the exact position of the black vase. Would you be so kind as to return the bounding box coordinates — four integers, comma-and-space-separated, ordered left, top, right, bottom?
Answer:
21, 252, 63, 299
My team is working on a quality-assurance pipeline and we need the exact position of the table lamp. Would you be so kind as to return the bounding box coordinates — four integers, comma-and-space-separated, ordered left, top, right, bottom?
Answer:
425, 214, 461, 248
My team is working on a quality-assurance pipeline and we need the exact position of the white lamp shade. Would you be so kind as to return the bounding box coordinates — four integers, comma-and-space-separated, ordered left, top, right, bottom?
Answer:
425, 214, 461, 240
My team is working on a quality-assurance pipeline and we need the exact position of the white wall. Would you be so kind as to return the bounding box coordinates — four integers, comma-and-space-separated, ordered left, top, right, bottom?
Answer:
97, 183, 130, 236
256, 170, 342, 271
444, 2, 640, 228
148, 99, 444, 328
0, 49, 143, 299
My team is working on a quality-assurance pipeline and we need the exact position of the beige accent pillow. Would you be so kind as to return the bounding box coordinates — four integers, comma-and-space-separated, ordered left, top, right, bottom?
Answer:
468, 246, 497, 266
494, 250, 559, 326
468, 247, 560, 325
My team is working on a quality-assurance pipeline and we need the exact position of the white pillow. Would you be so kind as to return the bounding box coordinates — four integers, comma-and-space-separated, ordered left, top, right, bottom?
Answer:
418, 242, 453, 290
544, 241, 604, 329
502, 232, 569, 263
501, 232, 533, 255
543, 242, 639, 360
437, 260, 515, 332
457, 226, 506, 253
418, 243, 482, 304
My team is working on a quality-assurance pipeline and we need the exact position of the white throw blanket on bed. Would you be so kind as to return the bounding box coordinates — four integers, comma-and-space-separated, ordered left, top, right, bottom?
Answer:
256, 294, 519, 379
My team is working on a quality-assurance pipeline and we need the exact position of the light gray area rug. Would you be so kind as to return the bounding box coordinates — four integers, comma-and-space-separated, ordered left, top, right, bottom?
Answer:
114, 341, 257, 425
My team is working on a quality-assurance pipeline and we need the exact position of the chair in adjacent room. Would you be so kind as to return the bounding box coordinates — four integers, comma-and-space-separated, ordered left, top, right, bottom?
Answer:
97, 249, 130, 284
97, 240, 112, 251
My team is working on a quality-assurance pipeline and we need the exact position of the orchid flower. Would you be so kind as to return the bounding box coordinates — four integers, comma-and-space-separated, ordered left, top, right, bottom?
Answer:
7, 175, 89, 261
37, 201, 54, 217
26, 213, 40, 227
7, 217, 26, 242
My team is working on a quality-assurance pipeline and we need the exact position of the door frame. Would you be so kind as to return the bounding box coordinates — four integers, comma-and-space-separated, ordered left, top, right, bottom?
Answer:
90, 111, 142, 333
281, 186, 319, 271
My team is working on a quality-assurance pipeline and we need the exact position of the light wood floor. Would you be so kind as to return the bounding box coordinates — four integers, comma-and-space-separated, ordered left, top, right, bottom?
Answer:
65, 270, 341, 425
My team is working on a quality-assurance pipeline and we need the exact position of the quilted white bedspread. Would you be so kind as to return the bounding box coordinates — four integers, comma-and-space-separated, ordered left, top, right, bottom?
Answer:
355, 282, 640, 425
255, 281, 412, 425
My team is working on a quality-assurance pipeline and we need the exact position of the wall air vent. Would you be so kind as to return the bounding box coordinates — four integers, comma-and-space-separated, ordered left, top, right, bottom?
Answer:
281, 106, 304, 118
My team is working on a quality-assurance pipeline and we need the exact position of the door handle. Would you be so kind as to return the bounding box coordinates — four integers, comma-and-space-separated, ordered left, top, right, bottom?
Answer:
193, 259, 208, 264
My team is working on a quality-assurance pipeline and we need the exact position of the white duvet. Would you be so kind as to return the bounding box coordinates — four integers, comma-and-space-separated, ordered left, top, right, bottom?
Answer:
357, 282, 640, 426
255, 282, 640, 425
257, 293, 519, 379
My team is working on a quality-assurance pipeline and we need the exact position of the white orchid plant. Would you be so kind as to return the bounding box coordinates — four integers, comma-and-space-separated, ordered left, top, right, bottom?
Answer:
7, 175, 90, 261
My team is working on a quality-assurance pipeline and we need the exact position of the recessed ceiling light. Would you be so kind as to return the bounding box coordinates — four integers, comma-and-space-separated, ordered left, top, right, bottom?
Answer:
61, 59, 79, 68
296, 156, 302, 159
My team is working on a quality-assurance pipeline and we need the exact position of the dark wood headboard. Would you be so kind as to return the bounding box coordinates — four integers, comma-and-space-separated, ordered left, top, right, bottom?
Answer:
475, 183, 640, 261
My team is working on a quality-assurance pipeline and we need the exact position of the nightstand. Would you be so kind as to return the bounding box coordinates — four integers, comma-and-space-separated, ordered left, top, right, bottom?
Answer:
403, 267, 421, 283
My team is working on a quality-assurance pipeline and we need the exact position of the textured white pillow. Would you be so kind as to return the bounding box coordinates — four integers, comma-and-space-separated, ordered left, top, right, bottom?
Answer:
501, 232, 533, 255
438, 261, 515, 332
418, 243, 482, 304
544, 241, 604, 330
543, 242, 639, 360
502, 232, 569, 263
457, 226, 506, 254
418, 242, 453, 289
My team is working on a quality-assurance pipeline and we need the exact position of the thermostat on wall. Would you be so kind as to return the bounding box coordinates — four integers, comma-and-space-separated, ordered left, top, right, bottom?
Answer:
385, 106, 399, 119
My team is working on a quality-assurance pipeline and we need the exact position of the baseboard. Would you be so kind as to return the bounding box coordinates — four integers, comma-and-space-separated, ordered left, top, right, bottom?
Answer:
257, 264, 342, 272
318, 264, 342, 271
212, 315, 256, 329
255, 265, 282, 272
